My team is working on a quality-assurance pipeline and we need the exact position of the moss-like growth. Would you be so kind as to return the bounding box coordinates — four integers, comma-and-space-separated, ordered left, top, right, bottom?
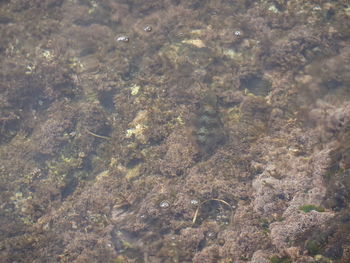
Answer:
114, 256, 128, 263
299, 204, 325, 213
310, 254, 333, 263
305, 233, 328, 257
306, 240, 321, 255
270, 255, 292, 263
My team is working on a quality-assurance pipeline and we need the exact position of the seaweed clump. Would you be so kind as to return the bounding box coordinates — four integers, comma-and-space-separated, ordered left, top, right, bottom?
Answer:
1, 0, 350, 262
270, 255, 292, 263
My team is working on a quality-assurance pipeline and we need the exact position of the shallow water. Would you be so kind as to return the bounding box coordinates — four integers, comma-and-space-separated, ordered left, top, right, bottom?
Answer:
1, 0, 350, 262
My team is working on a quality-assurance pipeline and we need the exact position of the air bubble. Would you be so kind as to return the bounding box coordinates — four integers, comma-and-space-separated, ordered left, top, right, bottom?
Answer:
115, 35, 129, 42
190, 199, 199, 205
143, 25, 152, 32
159, 200, 170, 209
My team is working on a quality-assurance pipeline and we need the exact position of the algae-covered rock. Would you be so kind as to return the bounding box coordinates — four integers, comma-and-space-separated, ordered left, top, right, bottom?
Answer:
1, 0, 350, 262
299, 204, 325, 213
125, 110, 149, 144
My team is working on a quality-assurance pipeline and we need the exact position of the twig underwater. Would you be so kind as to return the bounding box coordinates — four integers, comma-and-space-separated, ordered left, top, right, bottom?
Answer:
86, 129, 111, 140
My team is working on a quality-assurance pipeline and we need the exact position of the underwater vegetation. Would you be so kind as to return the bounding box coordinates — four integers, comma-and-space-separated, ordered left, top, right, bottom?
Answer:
270, 255, 292, 263
299, 204, 325, 213
0, 0, 350, 262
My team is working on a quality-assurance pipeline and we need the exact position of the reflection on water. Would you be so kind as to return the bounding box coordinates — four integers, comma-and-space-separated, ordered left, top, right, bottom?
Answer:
0, 0, 350, 262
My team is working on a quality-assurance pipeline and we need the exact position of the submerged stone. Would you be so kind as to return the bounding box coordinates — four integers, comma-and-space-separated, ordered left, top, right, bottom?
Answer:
240, 75, 271, 97
193, 91, 226, 158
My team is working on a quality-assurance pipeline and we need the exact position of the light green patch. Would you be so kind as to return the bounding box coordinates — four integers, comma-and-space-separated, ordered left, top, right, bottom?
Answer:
125, 164, 141, 180
95, 170, 109, 181
88, 0, 98, 14
268, 5, 279, 13
42, 50, 54, 61
182, 39, 205, 48
130, 84, 140, 96
175, 116, 185, 125
299, 204, 325, 213
314, 255, 332, 262
222, 48, 243, 61
126, 110, 149, 143
68, 57, 84, 72
126, 124, 145, 138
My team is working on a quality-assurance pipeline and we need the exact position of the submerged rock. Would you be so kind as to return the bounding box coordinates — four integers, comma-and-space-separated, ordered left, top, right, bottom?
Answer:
193, 91, 226, 158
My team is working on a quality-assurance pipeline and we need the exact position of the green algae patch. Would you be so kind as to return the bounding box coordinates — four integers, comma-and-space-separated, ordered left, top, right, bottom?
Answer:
312, 255, 333, 263
299, 204, 325, 213
306, 240, 322, 255
270, 255, 292, 263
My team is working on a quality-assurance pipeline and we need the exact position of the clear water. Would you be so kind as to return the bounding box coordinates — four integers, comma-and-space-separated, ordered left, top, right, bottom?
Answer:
1, 0, 350, 262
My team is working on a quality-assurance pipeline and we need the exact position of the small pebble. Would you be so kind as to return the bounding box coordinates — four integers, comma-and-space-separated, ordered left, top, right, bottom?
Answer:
115, 35, 129, 42
143, 25, 152, 32
159, 200, 170, 209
